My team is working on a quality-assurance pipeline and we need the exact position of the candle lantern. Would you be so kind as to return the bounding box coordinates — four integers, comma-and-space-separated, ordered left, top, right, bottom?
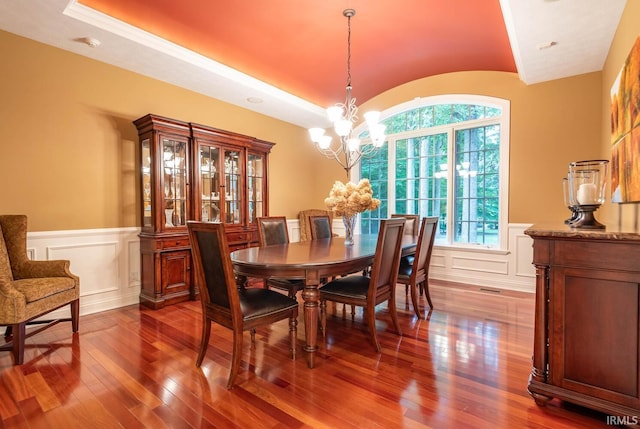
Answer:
567, 159, 609, 229
562, 177, 579, 225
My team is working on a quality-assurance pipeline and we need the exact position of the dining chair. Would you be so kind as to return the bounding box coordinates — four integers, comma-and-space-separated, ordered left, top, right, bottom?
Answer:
397, 217, 438, 318
391, 213, 420, 267
256, 216, 305, 297
391, 213, 420, 236
319, 217, 406, 352
309, 215, 333, 240
187, 221, 299, 389
298, 209, 333, 242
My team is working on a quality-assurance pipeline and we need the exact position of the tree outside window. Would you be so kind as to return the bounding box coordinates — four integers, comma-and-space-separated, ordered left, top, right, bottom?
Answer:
357, 96, 509, 248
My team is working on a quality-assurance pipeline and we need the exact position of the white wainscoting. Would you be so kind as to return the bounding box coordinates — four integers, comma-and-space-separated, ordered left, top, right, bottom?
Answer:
291, 219, 536, 293
28, 222, 534, 317
27, 227, 141, 318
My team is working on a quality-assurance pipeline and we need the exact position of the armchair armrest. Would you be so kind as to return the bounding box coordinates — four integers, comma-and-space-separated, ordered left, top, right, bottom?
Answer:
13, 260, 78, 281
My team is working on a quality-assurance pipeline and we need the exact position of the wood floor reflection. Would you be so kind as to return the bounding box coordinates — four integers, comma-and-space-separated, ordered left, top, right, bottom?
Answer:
0, 281, 615, 428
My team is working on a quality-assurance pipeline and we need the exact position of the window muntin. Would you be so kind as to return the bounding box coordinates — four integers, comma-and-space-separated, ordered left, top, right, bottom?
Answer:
356, 96, 509, 248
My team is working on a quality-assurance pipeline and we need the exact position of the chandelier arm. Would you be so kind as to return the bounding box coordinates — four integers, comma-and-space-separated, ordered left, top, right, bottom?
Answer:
307, 8, 385, 180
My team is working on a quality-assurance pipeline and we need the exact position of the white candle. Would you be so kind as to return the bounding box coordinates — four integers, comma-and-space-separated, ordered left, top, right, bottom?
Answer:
577, 183, 597, 204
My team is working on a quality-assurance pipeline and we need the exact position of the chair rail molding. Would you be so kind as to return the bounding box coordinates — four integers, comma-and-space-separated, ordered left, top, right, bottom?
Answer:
28, 221, 534, 319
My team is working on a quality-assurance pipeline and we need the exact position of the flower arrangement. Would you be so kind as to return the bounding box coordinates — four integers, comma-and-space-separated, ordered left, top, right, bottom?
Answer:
324, 179, 381, 217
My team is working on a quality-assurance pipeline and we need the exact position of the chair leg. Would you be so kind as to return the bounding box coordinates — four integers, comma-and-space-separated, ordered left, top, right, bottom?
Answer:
227, 328, 244, 389
12, 323, 25, 365
196, 319, 211, 367
250, 328, 256, 349
389, 290, 402, 337
289, 317, 297, 359
320, 300, 327, 338
410, 282, 423, 319
365, 305, 381, 353
71, 299, 80, 332
423, 280, 434, 309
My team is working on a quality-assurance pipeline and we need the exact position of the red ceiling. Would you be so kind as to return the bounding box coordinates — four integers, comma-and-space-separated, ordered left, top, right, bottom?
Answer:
80, 0, 516, 106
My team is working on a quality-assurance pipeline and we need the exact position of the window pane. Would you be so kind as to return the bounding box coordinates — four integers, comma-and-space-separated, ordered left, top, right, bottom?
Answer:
453, 125, 500, 245
360, 142, 388, 234
359, 99, 504, 247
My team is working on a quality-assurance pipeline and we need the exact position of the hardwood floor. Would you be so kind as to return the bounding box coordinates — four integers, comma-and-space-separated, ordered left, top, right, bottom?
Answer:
0, 281, 617, 428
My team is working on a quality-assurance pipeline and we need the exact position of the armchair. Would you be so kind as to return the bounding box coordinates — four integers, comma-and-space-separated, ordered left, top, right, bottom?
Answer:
0, 215, 80, 364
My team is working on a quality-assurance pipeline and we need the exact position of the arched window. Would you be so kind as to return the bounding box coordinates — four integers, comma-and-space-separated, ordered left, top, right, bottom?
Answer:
354, 95, 510, 249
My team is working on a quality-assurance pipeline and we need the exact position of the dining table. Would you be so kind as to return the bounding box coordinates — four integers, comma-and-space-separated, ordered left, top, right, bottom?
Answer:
230, 234, 417, 368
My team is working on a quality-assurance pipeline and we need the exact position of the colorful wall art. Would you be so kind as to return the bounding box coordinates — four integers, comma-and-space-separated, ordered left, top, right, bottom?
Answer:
611, 36, 640, 203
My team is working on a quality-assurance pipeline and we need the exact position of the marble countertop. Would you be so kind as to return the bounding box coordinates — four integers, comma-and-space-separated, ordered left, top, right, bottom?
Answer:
524, 223, 640, 241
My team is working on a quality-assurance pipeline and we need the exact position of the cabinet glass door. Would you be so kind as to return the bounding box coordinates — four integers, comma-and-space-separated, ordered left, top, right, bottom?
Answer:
247, 153, 265, 223
199, 146, 221, 222
223, 149, 241, 224
162, 138, 187, 228
142, 139, 152, 227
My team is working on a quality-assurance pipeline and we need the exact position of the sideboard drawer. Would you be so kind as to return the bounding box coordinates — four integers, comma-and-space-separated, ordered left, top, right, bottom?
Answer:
227, 232, 249, 244
160, 237, 190, 249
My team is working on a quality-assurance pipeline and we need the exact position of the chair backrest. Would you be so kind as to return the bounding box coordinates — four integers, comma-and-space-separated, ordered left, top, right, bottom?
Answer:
0, 215, 29, 276
391, 214, 420, 236
257, 216, 290, 246
309, 215, 332, 240
187, 221, 239, 318
369, 218, 406, 294
298, 209, 333, 241
412, 217, 439, 282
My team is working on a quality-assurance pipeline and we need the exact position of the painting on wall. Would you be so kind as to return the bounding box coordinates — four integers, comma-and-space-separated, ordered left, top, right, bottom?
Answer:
610, 36, 640, 203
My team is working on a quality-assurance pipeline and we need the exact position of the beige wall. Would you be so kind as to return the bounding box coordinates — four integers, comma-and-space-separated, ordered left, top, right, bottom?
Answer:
4, 4, 637, 232
0, 30, 341, 231
362, 71, 602, 224
600, 0, 640, 230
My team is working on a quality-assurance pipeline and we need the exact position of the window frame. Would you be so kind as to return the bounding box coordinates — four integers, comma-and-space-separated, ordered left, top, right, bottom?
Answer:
352, 94, 510, 250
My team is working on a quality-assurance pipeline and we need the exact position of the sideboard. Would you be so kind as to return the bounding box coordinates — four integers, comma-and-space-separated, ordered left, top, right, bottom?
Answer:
524, 224, 640, 418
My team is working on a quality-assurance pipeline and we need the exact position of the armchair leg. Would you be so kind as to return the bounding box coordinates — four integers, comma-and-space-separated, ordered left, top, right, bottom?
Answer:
12, 323, 25, 365
71, 299, 80, 332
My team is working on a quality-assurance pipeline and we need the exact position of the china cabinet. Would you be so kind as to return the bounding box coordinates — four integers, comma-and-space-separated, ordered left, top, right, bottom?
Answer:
134, 114, 273, 309
524, 224, 640, 419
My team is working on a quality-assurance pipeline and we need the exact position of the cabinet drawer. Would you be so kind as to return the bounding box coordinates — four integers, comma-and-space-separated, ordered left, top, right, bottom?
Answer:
227, 232, 249, 244
161, 237, 190, 249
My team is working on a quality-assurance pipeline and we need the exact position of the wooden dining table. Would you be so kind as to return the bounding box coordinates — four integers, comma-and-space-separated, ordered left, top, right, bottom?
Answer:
230, 234, 417, 368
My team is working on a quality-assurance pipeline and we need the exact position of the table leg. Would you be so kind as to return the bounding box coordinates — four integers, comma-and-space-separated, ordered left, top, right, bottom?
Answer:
301, 281, 320, 368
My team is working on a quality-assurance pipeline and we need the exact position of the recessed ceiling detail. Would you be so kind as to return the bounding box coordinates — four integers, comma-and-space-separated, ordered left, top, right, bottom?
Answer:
0, 0, 626, 128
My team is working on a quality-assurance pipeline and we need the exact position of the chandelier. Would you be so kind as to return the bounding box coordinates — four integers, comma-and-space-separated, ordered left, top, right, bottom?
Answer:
308, 9, 386, 177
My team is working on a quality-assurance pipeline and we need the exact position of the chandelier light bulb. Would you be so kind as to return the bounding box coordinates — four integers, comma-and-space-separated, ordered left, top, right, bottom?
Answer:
309, 127, 326, 143
347, 138, 360, 152
364, 111, 381, 127
326, 106, 343, 123
334, 119, 352, 137
318, 135, 332, 149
